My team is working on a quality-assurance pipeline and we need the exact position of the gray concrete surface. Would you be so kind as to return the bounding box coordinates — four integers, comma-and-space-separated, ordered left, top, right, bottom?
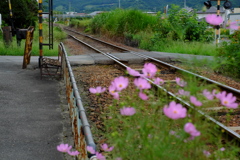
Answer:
69, 52, 214, 65
0, 57, 64, 160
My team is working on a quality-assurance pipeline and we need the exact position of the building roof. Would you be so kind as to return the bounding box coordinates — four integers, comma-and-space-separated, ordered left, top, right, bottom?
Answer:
88, 11, 104, 16
182, 7, 193, 13
197, 6, 225, 14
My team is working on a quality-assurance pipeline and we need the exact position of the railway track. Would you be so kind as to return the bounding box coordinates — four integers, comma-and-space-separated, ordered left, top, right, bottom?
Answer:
63, 28, 240, 141
65, 27, 130, 54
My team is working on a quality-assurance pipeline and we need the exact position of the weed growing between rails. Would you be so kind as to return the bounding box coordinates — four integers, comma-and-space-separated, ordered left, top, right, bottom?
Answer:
83, 63, 240, 160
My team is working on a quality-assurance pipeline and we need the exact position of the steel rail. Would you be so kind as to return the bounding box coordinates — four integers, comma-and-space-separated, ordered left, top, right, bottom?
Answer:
69, 35, 103, 53
67, 28, 240, 98
60, 42, 97, 160
146, 78, 240, 140
69, 35, 139, 66
65, 28, 130, 52
64, 35, 240, 140
113, 54, 240, 139
133, 52, 240, 97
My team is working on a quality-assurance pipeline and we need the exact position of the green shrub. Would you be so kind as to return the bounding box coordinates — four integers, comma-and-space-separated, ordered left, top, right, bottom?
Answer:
200, 28, 215, 42
90, 9, 157, 37
159, 5, 208, 42
214, 30, 240, 78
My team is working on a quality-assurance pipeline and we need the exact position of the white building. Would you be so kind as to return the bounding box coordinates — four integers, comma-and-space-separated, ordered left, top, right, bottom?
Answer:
234, 8, 240, 13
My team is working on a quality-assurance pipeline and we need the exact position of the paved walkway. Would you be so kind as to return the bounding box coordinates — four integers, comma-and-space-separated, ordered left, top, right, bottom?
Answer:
0, 56, 64, 160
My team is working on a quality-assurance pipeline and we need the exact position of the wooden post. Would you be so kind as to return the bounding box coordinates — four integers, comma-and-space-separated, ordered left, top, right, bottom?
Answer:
2, 26, 12, 46
22, 27, 34, 69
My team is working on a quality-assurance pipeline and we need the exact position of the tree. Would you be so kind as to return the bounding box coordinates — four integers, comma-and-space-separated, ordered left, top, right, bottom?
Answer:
0, 0, 38, 29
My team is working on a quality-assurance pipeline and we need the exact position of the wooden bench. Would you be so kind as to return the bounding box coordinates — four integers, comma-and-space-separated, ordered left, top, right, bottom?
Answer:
40, 44, 63, 79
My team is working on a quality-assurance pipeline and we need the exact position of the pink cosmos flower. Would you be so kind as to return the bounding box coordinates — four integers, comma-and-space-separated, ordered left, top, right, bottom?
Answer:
96, 152, 106, 160
139, 91, 148, 100
190, 96, 202, 107
226, 21, 239, 30
169, 130, 176, 135
68, 150, 80, 156
87, 146, 95, 154
127, 67, 141, 77
163, 101, 187, 119
212, 89, 218, 96
142, 63, 158, 78
101, 143, 114, 152
178, 89, 190, 96
202, 89, 214, 100
148, 134, 152, 139
175, 77, 187, 87
112, 76, 129, 91
134, 78, 151, 90
220, 147, 225, 151
108, 84, 119, 100
154, 77, 164, 85
203, 150, 211, 157
57, 144, 72, 153
89, 86, 106, 94
120, 107, 136, 116
184, 122, 201, 138
217, 91, 238, 109
205, 14, 223, 26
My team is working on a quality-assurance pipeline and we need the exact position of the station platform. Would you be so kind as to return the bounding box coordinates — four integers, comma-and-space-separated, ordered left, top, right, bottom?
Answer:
0, 57, 64, 160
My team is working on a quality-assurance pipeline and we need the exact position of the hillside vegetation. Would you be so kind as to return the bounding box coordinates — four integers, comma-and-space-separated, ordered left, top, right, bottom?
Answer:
52, 0, 240, 13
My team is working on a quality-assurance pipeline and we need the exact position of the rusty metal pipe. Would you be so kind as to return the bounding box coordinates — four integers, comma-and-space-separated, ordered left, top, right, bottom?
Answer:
60, 42, 97, 158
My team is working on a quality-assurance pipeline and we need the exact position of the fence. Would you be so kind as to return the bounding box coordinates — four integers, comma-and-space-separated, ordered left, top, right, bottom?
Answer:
22, 26, 34, 69
60, 42, 97, 160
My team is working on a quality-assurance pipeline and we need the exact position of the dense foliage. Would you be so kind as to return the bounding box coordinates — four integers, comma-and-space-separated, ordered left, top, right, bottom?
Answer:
90, 9, 157, 36
156, 5, 208, 41
52, 0, 240, 13
215, 30, 240, 78
0, 0, 38, 29
89, 7, 211, 54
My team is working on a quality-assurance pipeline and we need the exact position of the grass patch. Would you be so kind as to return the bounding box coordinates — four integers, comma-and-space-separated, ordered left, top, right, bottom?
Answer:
0, 23, 66, 56
151, 40, 217, 56
90, 9, 157, 37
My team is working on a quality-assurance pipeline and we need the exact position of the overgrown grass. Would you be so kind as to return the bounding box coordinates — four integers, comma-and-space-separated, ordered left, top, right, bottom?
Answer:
90, 9, 157, 37
0, 23, 66, 56
151, 40, 217, 56
87, 9, 218, 56
127, 30, 217, 56
69, 18, 92, 31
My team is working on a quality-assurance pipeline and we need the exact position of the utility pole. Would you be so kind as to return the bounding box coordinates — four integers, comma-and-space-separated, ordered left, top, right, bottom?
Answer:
8, 0, 15, 36
216, 0, 220, 44
204, 0, 232, 44
69, 0, 71, 12
184, 0, 186, 8
119, 0, 121, 8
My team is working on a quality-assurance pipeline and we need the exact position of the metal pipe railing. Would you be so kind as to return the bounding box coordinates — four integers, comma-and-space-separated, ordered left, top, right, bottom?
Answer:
60, 42, 97, 160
